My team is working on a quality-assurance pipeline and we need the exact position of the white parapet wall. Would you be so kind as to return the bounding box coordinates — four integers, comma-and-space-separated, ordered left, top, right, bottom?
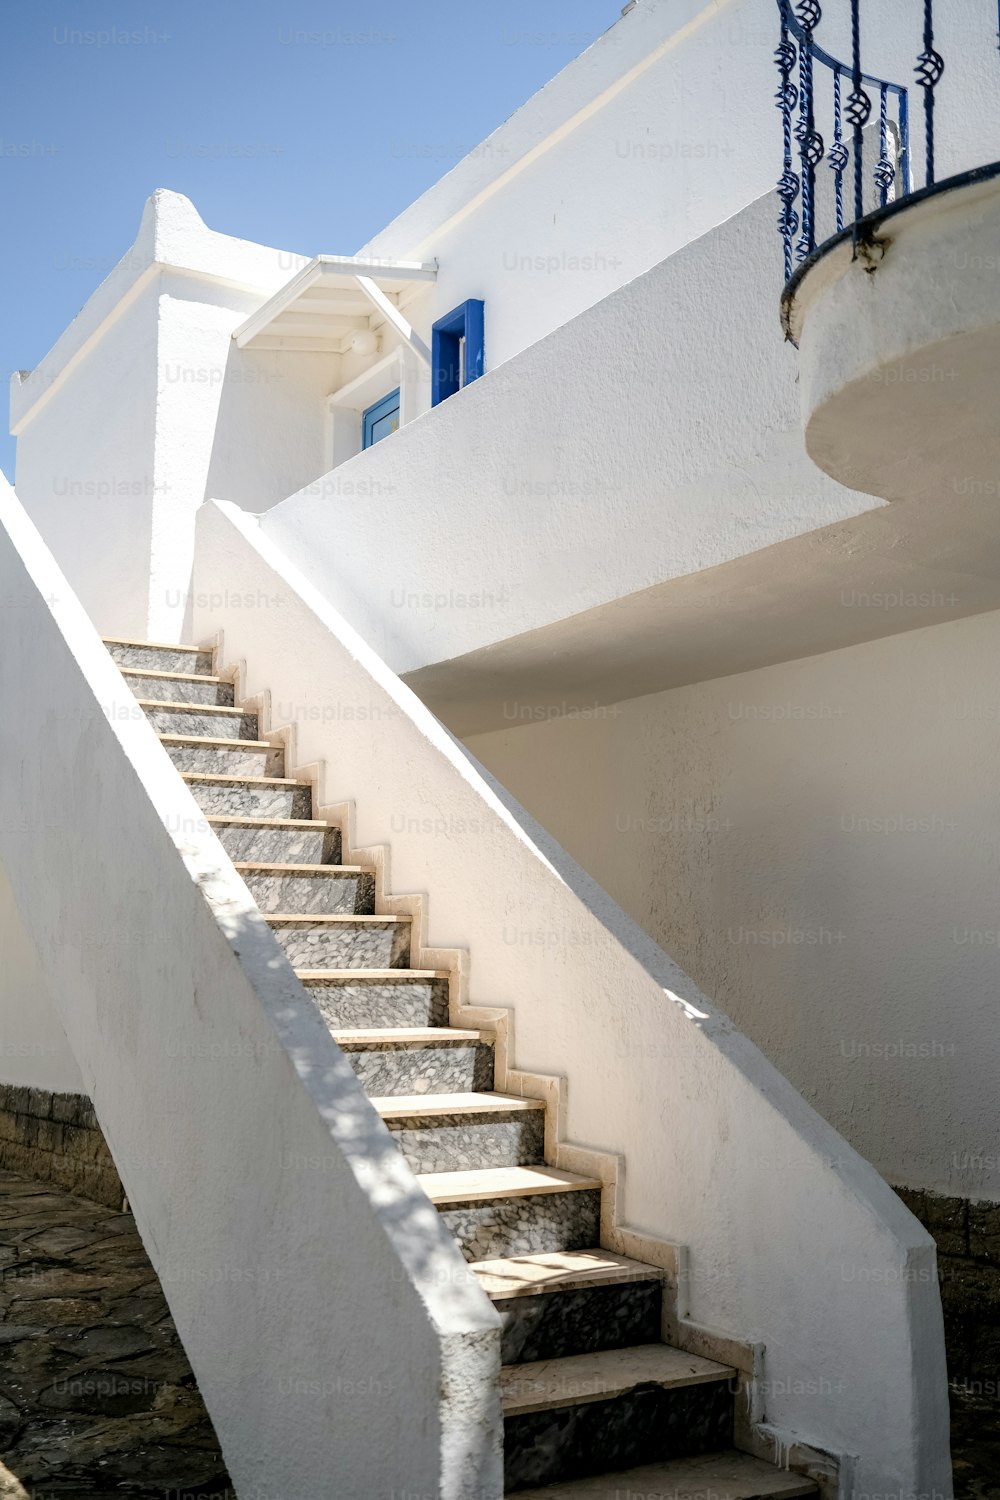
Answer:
259, 191, 877, 676
194, 496, 953, 1495
0, 473, 503, 1500
0, 863, 84, 1093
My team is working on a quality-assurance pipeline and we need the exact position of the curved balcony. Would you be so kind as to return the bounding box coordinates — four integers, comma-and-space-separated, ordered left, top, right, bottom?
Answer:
783, 161, 1000, 501
773, 2, 1000, 500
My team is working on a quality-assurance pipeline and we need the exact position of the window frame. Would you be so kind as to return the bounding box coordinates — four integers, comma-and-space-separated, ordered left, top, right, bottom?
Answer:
431, 299, 485, 407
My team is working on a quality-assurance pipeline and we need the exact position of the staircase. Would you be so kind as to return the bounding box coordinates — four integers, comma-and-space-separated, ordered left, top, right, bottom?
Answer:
104, 634, 819, 1500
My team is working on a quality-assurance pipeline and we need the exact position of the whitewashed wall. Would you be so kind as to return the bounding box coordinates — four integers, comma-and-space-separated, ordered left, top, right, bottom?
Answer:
0, 473, 503, 1500
261, 193, 872, 673
466, 607, 1000, 1202
192, 497, 951, 1495
11, 191, 313, 642
0, 866, 84, 1093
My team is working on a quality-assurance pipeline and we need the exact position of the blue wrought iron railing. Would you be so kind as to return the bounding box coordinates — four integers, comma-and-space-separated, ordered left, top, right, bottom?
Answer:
775, 0, 951, 284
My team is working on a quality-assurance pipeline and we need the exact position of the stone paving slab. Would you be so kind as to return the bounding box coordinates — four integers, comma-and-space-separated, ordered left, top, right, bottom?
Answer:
0, 1168, 231, 1498
950, 1383, 1000, 1499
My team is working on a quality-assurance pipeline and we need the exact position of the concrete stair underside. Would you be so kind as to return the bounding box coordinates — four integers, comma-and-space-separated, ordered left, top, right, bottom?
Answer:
106, 637, 818, 1498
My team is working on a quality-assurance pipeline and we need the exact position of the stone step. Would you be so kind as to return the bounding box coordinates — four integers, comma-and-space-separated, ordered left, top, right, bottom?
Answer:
120, 667, 235, 707
300, 970, 450, 1028
472, 1250, 664, 1364
418, 1166, 603, 1262
142, 700, 259, 740
502, 1344, 735, 1492
235, 863, 376, 916
268, 915, 411, 969
210, 816, 340, 865
332, 1027, 494, 1095
511, 1449, 819, 1500
104, 637, 214, 676
372, 1092, 545, 1175
161, 735, 283, 778
184, 774, 313, 821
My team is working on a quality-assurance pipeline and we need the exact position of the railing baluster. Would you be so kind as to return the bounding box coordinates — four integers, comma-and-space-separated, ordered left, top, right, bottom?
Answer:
794, 2, 825, 261
916, 0, 944, 187
874, 83, 895, 206
846, 0, 872, 228
775, 0, 801, 282
829, 70, 848, 232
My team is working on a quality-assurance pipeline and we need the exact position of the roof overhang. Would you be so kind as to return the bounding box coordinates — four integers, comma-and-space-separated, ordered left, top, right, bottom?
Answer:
232, 254, 437, 363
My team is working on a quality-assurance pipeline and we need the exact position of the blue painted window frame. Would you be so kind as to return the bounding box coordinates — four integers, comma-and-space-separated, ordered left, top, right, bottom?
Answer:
362, 387, 401, 449
431, 299, 485, 407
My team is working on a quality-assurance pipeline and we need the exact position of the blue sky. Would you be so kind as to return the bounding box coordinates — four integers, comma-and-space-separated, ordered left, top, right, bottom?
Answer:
0, 0, 619, 478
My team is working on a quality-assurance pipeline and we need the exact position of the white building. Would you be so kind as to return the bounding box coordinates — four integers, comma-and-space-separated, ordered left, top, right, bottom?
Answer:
3, 0, 999, 1494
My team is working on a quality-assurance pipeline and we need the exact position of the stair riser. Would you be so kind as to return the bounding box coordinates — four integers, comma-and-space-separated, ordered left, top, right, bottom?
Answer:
144, 706, 258, 740
188, 782, 313, 820
344, 1042, 493, 1096
271, 924, 410, 969
215, 825, 340, 865
243, 870, 375, 916
307, 979, 449, 1029
125, 675, 234, 707
498, 1281, 662, 1365
164, 744, 283, 778
388, 1112, 543, 1175
108, 643, 214, 675
440, 1189, 601, 1262
504, 1379, 733, 1492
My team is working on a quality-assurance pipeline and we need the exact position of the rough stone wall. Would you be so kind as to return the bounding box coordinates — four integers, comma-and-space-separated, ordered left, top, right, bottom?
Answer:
0, 1084, 123, 1209
896, 1186, 1000, 1395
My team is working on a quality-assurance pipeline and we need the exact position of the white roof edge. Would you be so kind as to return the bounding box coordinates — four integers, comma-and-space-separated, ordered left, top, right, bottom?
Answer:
10, 189, 309, 435
355, 0, 715, 262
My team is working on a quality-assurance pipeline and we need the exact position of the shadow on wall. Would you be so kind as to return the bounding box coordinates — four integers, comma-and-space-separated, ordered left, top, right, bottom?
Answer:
203, 338, 341, 518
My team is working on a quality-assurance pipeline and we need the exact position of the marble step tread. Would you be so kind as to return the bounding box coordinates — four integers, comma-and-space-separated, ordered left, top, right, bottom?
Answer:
233, 861, 369, 877
418, 1166, 602, 1206
184, 773, 311, 790
331, 1027, 484, 1047
509, 1450, 818, 1500
104, 635, 209, 654
371, 1092, 544, 1120
298, 967, 448, 981
140, 699, 248, 719
269, 914, 410, 928
501, 1344, 734, 1418
160, 733, 271, 750
121, 667, 228, 686
472, 1249, 665, 1301
209, 816, 334, 831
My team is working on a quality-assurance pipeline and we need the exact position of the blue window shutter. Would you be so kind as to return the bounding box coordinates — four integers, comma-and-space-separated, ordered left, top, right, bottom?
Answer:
362, 387, 401, 449
432, 299, 485, 407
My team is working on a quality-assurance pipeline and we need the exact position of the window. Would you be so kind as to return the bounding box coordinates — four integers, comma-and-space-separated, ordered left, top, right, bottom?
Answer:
362, 387, 401, 449
431, 300, 485, 407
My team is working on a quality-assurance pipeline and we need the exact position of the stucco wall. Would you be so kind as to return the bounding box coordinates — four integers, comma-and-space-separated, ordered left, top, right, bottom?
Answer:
0, 865, 84, 1093
261, 192, 874, 675
0, 473, 503, 1500
12, 276, 161, 640
192, 498, 952, 1493
465, 607, 1000, 1202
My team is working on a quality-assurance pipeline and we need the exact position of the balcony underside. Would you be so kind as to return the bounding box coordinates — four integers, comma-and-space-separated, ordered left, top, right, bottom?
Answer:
783, 164, 1000, 505
407, 481, 1000, 737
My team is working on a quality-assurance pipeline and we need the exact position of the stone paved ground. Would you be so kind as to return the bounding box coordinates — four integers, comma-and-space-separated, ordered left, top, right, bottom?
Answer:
951, 1385, 1000, 1499
0, 1169, 231, 1499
